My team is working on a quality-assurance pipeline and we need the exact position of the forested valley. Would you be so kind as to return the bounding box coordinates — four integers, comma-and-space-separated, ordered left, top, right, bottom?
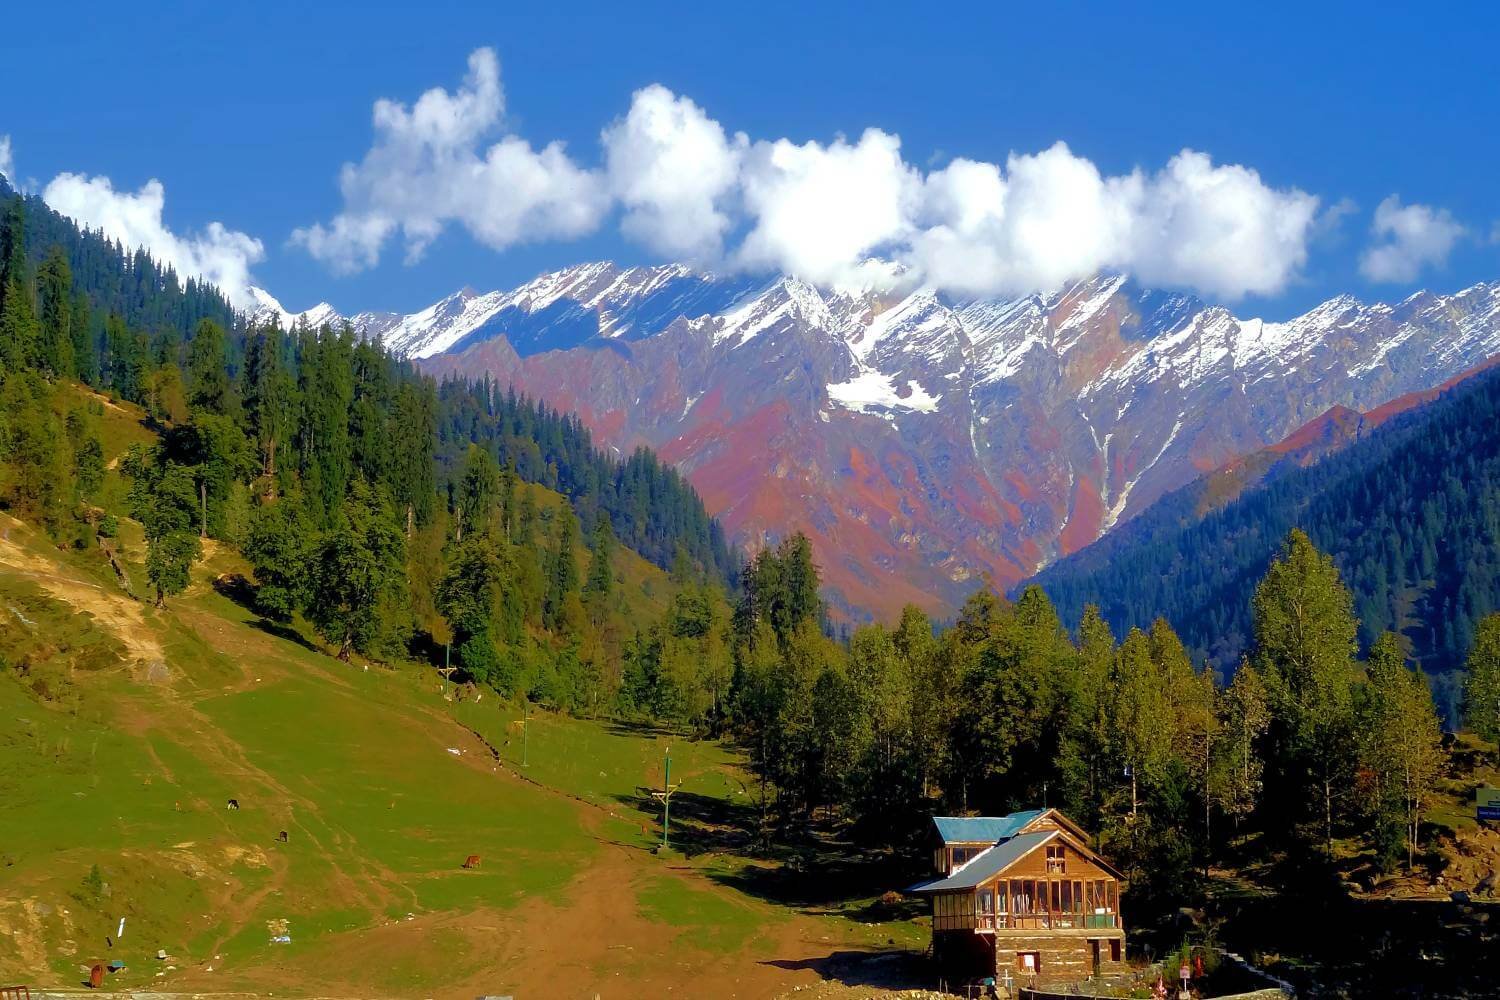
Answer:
1036, 359, 1500, 716
3, 174, 1499, 946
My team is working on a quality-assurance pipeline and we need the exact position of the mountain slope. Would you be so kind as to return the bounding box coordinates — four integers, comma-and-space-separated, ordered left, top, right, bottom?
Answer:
392, 266, 1500, 618
1031, 358, 1500, 697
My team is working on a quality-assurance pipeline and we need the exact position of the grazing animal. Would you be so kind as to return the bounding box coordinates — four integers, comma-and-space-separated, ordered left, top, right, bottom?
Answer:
463, 854, 481, 869
226, 799, 239, 810
277, 830, 289, 843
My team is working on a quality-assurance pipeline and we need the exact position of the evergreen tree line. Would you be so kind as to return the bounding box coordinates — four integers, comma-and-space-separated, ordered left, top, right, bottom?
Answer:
0, 187, 738, 706
0, 185, 733, 569
718, 528, 1500, 920
1036, 360, 1500, 719
434, 376, 737, 586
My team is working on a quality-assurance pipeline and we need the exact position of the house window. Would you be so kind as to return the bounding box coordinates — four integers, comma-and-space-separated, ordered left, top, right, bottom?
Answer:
1046, 844, 1066, 873
1018, 951, 1041, 975
953, 846, 982, 867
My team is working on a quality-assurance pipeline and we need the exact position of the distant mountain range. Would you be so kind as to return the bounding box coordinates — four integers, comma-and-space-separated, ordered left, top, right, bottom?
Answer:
250, 266, 1500, 619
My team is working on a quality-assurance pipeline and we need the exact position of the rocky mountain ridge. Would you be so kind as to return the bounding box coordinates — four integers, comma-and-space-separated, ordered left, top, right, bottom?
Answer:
250, 266, 1500, 618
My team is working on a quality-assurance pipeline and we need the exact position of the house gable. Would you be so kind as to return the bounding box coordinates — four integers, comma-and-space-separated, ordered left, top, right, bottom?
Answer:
982, 828, 1123, 885
1017, 808, 1093, 843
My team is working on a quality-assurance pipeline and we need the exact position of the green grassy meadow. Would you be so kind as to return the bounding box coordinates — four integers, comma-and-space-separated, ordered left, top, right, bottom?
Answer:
0, 393, 918, 998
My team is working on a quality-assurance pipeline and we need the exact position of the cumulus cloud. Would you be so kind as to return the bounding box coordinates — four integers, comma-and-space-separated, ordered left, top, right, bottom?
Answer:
737, 129, 921, 289
904, 144, 1320, 299
0, 135, 13, 185
1359, 196, 1466, 284
291, 47, 608, 274
602, 85, 745, 262
43, 172, 265, 308
1122, 151, 1321, 299
296, 47, 1343, 300
912, 145, 1133, 296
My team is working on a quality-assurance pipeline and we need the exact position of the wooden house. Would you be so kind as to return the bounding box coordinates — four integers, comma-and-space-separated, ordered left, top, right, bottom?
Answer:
908, 808, 1125, 987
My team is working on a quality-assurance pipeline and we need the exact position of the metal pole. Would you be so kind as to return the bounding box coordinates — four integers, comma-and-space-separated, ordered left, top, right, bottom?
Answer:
663, 746, 672, 850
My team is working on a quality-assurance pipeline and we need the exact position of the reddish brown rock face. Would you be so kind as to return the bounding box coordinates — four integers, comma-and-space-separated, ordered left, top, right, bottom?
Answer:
412, 265, 1500, 620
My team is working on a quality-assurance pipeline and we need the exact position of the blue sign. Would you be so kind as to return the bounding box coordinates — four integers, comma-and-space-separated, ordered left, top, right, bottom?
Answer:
1479, 787, 1500, 822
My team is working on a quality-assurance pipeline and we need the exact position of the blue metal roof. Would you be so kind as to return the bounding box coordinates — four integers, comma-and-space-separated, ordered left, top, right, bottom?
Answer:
908, 831, 1056, 893
931, 809, 1044, 845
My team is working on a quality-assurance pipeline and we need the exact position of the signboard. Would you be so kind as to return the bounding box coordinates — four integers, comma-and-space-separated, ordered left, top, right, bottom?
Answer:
1479, 786, 1500, 822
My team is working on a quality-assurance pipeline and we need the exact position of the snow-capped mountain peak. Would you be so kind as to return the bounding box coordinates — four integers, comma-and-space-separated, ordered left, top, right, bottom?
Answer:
246, 287, 342, 333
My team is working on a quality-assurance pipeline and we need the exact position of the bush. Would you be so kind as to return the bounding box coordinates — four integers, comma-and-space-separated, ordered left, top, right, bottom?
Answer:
78, 863, 106, 906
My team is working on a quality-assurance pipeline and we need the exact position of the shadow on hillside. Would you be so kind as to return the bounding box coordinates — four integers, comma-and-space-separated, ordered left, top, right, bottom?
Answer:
762, 948, 929, 990
252, 618, 321, 653
212, 572, 257, 607
602, 718, 686, 739
708, 849, 919, 915
612, 788, 760, 856
210, 574, 323, 654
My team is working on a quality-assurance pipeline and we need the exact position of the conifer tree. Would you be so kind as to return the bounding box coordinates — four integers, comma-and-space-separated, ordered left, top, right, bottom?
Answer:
585, 511, 615, 606
1362, 633, 1445, 872
307, 480, 405, 660
36, 247, 74, 377
122, 447, 203, 607
456, 443, 500, 540
242, 327, 295, 492
1220, 660, 1270, 840
1110, 627, 1171, 819
1252, 529, 1360, 857
186, 318, 233, 416
0, 201, 39, 374
543, 508, 581, 631
1465, 613, 1500, 742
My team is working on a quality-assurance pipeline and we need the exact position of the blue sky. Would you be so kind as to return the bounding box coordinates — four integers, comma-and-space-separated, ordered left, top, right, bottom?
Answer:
2, 1, 1496, 318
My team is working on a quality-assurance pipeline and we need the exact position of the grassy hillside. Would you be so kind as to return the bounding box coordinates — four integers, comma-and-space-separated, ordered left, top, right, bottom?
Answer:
0, 392, 918, 998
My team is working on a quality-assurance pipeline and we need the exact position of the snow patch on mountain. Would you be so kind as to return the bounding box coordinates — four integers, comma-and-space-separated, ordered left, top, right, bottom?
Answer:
827, 371, 941, 414
714, 276, 836, 346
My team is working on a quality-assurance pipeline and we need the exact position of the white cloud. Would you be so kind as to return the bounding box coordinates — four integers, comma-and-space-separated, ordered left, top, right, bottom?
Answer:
0, 135, 13, 185
291, 47, 608, 274
736, 128, 921, 289
1359, 195, 1466, 284
911, 145, 1131, 296
43, 172, 264, 308
906, 145, 1320, 299
295, 47, 1342, 301
1122, 151, 1320, 299
602, 85, 745, 262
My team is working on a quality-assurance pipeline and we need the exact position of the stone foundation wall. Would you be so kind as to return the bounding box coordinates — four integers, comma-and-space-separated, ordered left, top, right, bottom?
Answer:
994, 932, 1126, 986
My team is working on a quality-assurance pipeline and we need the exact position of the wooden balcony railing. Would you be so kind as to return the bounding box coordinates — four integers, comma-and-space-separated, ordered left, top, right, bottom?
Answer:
971, 911, 1118, 932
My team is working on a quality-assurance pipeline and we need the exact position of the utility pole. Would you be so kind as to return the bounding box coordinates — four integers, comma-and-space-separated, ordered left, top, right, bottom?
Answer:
651, 745, 680, 851
438, 643, 456, 698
